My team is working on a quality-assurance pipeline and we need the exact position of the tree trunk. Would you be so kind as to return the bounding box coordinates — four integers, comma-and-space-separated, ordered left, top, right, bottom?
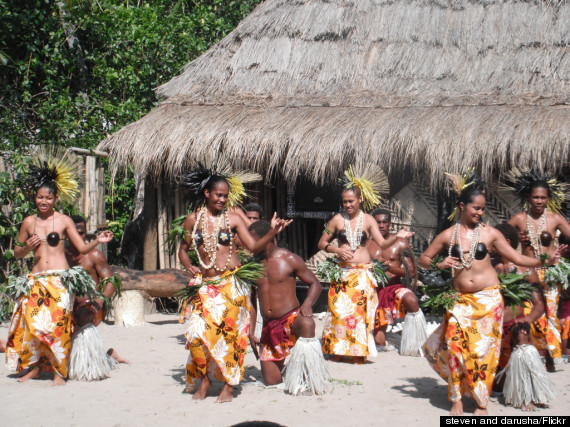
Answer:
112, 267, 188, 298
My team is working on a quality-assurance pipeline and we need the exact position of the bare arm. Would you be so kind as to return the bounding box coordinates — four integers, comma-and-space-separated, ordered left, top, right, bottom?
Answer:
178, 215, 200, 276
318, 216, 353, 261
91, 250, 115, 299
248, 287, 259, 359
418, 228, 458, 269
516, 289, 545, 324
65, 216, 113, 254
235, 212, 292, 254
554, 213, 570, 240
291, 254, 322, 317
491, 228, 542, 268
14, 217, 39, 258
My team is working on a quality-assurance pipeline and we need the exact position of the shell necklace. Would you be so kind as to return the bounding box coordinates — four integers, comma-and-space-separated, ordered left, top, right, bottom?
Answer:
192, 206, 233, 272
449, 222, 481, 270
344, 211, 364, 251
526, 211, 546, 259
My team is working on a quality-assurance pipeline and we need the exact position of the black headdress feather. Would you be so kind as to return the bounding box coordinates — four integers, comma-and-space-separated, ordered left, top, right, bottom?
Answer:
502, 168, 568, 213
28, 161, 59, 192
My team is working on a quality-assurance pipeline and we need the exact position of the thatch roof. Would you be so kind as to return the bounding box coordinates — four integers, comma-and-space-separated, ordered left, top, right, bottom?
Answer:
99, 0, 570, 186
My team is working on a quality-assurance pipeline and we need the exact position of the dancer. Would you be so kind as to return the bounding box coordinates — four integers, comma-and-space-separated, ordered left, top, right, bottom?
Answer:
368, 208, 426, 355
497, 322, 556, 411
6, 148, 113, 386
319, 164, 413, 363
65, 215, 128, 381
492, 223, 546, 376
419, 171, 561, 415
179, 160, 290, 403
248, 220, 328, 395
244, 203, 264, 223
505, 169, 570, 363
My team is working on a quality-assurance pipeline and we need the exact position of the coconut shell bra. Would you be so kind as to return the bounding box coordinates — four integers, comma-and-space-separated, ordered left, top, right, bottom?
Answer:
33, 214, 61, 247
450, 242, 488, 260
336, 230, 368, 246
193, 229, 231, 246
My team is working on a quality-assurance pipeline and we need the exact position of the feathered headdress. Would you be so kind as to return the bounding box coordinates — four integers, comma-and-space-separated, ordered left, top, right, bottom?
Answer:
445, 168, 485, 221
179, 154, 262, 208
340, 163, 389, 211
502, 168, 568, 214
27, 146, 81, 203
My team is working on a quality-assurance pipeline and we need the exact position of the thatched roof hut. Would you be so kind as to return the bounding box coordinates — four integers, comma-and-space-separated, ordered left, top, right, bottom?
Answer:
99, 0, 569, 186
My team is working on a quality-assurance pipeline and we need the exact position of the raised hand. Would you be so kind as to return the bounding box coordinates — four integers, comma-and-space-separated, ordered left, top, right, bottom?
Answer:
550, 244, 568, 265
437, 256, 460, 270
26, 234, 41, 250
96, 230, 114, 243
396, 227, 414, 240
336, 246, 354, 262
270, 212, 293, 234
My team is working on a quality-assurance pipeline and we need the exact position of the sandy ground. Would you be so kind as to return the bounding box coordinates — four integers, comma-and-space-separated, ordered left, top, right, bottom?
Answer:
1, 313, 569, 427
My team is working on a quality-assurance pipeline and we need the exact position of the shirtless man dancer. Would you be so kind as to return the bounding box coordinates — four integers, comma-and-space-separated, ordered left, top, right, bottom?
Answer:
368, 208, 426, 356
65, 215, 127, 365
508, 179, 570, 363
247, 220, 328, 394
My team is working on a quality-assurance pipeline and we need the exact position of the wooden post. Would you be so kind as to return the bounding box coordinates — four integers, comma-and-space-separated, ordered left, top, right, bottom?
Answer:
143, 179, 158, 271
174, 188, 181, 269
157, 181, 166, 269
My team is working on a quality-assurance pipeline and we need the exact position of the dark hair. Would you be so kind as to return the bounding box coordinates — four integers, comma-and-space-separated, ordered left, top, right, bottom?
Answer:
494, 223, 519, 249
243, 203, 263, 218
248, 220, 271, 238
35, 181, 58, 195
71, 215, 87, 226
371, 208, 391, 222
529, 180, 551, 197
342, 186, 361, 198
205, 175, 229, 193
457, 174, 486, 207
510, 321, 531, 349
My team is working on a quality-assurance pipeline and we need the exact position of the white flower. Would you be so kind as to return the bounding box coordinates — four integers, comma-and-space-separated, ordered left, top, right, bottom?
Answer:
475, 289, 502, 312
227, 365, 242, 385
51, 339, 66, 364
31, 306, 54, 334
334, 293, 355, 319
237, 307, 250, 335
203, 292, 227, 324
57, 290, 71, 310
353, 323, 368, 345
473, 334, 495, 359
210, 336, 229, 363
450, 304, 474, 328
186, 313, 206, 341
333, 340, 350, 355
473, 380, 489, 407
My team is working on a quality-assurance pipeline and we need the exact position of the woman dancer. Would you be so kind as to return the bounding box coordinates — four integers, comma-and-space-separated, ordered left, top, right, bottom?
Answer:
6, 148, 113, 386
419, 171, 564, 415
179, 161, 290, 403
319, 164, 413, 363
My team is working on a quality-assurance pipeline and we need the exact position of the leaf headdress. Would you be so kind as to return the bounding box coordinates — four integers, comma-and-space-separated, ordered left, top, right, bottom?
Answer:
340, 163, 389, 212
27, 146, 81, 203
502, 168, 568, 214
445, 168, 485, 221
179, 154, 262, 208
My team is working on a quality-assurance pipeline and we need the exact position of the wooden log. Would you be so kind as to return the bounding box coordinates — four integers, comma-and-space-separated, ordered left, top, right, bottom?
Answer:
157, 182, 166, 269
112, 267, 188, 298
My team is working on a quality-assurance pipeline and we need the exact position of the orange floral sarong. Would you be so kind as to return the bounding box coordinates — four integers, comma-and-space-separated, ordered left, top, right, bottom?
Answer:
536, 269, 562, 359
321, 263, 378, 358
375, 286, 413, 329
184, 270, 251, 391
5, 272, 74, 378
423, 286, 503, 408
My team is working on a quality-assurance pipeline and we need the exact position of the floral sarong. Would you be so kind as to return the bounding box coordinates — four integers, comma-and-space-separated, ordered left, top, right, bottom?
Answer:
423, 286, 503, 408
5, 271, 74, 378
184, 269, 251, 391
375, 285, 412, 329
536, 269, 562, 359
321, 263, 378, 357
259, 308, 298, 362
561, 300, 570, 341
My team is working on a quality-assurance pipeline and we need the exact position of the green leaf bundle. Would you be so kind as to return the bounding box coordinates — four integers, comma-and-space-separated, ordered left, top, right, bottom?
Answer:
542, 257, 570, 290
420, 281, 459, 316
315, 257, 343, 283
371, 259, 389, 287
498, 272, 536, 318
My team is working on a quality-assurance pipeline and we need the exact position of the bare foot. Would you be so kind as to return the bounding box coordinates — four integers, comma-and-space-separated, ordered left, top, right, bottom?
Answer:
108, 348, 130, 364
473, 407, 488, 415
52, 375, 66, 386
450, 401, 464, 415
0, 339, 6, 353
17, 367, 40, 383
192, 376, 211, 400
522, 402, 536, 412
215, 383, 233, 403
